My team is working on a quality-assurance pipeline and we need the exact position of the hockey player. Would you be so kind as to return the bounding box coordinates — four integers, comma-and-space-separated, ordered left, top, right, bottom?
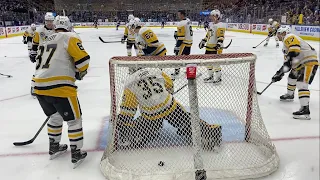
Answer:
32, 15, 89, 167
121, 15, 138, 56
22, 23, 36, 53
199, 9, 225, 83
117, 67, 222, 149
204, 20, 209, 31
271, 26, 319, 120
264, 18, 280, 48
93, 19, 98, 29
30, 12, 55, 63
171, 10, 193, 78
131, 18, 167, 56
30, 12, 55, 96
116, 20, 121, 30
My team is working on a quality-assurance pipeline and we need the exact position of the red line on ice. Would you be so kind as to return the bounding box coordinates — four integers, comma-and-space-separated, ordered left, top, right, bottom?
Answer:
0, 135, 318, 158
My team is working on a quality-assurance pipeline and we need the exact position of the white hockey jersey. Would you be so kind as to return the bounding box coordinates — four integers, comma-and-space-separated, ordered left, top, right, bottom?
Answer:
33, 25, 54, 47
32, 32, 90, 97
205, 22, 225, 52
124, 23, 136, 41
135, 27, 167, 56
282, 33, 318, 70
119, 68, 176, 120
268, 21, 280, 33
176, 19, 193, 46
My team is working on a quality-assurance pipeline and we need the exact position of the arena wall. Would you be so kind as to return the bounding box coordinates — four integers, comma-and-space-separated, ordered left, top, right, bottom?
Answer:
1, 23, 319, 41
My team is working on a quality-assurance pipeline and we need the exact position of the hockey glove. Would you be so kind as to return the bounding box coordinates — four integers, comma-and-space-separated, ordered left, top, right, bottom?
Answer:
199, 39, 206, 49
268, 31, 273, 37
174, 31, 178, 40
174, 46, 180, 55
272, 69, 284, 82
214, 42, 222, 50
22, 38, 27, 44
121, 38, 125, 44
75, 70, 87, 80
29, 51, 37, 63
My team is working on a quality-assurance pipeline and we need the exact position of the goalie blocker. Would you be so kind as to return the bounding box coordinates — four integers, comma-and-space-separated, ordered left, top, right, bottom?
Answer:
116, 68, 222, 150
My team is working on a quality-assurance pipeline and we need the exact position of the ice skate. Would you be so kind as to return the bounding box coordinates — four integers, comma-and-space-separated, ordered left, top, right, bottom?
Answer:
71, 145, 87, 169
49, 138, 68, 160
280, 93, 294, 102
293, 106, 311, 120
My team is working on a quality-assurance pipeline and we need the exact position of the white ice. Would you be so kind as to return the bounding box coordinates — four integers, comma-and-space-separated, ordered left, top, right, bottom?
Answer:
0, 27, 319, 180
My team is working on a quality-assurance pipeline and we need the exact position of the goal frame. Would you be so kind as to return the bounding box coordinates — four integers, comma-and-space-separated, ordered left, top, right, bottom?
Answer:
103, 53, 279, 180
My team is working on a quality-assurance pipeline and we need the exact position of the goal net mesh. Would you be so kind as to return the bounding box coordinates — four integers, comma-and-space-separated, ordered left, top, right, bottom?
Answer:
100, 53, 280, 180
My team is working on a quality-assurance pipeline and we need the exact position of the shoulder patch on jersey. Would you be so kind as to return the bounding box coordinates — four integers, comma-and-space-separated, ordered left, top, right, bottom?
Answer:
77, 42, 84, 50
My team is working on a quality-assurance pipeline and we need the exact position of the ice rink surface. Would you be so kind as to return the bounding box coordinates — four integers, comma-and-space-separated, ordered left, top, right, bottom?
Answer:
0, 27, 319, 180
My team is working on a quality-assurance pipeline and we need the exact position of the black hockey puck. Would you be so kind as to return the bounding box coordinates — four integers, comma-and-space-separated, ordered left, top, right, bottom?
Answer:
158, 161, 164, 166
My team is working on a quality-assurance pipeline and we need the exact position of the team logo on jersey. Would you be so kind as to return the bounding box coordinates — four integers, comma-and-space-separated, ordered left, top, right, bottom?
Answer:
40, 32, 45, 38
77, 42, 84, 50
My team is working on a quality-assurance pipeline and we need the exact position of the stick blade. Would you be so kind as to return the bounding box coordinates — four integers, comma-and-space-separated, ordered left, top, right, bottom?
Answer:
257, 92, 262, 95
252, 47, 257, 48
13, 140, 33, 146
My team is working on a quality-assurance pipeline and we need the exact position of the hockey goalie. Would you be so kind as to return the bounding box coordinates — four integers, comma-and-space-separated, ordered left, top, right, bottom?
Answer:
116, 67, 222, 150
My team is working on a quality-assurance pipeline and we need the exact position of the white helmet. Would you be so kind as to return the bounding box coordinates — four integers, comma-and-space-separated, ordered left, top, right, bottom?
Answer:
268, 18, 273, 24
277, 26, 291, 34
45, 12, 55, 21
210, 9, 221, 19
130, 17, 142, 29
53, 16, 72, 31
31, 23, 36, 30
128, 14, 134, 21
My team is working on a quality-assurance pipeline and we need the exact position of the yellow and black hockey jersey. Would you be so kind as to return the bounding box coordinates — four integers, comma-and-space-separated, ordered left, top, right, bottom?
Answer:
32, 32, 90, 97
135, 27, 167, 56
205, 22, 225, 52
282, 33, 318, 70
23, 27, 36, 40
268, 21, 280, 35
176, 19, 193, 48
119, 68, 177, 120
124, 23, 136, 42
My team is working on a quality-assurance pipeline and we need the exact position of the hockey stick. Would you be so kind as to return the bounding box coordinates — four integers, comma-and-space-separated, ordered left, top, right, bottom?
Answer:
204, 39, 232, 50
99, 36, 126, 43
0, 73, 12, 78
13, 116, 50, 146
252, 37, 268, 48
173, 73, 203, 95
257, 82, 273, 95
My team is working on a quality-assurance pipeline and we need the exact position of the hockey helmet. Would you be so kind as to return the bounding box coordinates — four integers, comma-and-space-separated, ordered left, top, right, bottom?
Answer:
45, 12, 55, 21
210, 9, 221, 19
54, 16, 72, 31
277, 26, 291, 34
268, 18, 273, 24
31, 23, 36, 30
130, 18, 142, 29
128, 14, 135, 21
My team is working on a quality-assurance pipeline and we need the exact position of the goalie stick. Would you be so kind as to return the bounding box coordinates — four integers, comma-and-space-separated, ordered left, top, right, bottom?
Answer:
257, 82, 273, 95
0, 73, 12, 78
99, 36, 126, 43
13, 117, 50, 146
252, 37, 268, 48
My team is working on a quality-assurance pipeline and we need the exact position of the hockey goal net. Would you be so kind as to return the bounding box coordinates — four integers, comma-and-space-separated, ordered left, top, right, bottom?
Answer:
101, 53, 280, 180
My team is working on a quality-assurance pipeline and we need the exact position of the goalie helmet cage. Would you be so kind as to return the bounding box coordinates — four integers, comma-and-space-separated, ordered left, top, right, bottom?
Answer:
101, 53, 280, 180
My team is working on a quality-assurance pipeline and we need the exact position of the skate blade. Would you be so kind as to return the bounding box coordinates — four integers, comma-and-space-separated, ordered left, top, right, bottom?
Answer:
73, 158, 85, 169
280, 99, 294, 102
50, 149, 67, 160
293, 115, 311, 120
